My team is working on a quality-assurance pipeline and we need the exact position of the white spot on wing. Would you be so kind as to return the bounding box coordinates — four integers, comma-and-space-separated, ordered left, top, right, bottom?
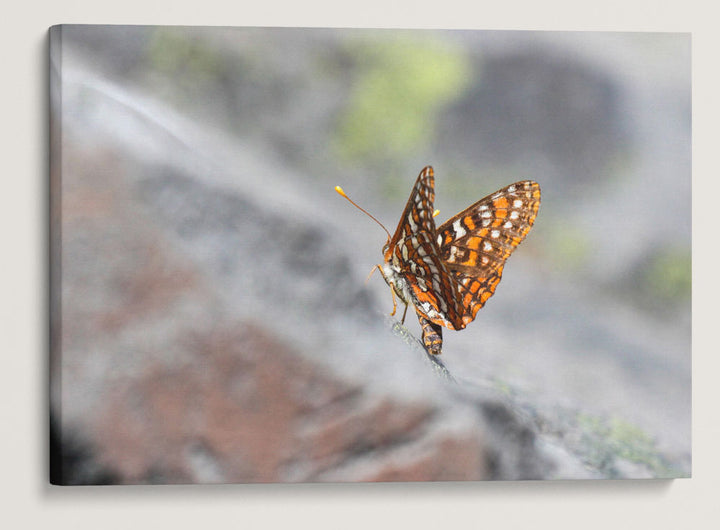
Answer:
432, 276, 442, 296
438, 295, 447, 313
483, 241, 492, 251
452, 219, 467, 238
407, 214, 417, 232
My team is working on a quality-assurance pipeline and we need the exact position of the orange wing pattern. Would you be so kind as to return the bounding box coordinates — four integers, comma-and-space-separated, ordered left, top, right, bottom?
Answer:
436, 180, 541, 324
380, 166, 540, 355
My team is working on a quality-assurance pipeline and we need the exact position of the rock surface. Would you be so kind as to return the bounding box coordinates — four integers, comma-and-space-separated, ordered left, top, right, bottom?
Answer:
52, 132, 562, 484
50, 27, 690, 484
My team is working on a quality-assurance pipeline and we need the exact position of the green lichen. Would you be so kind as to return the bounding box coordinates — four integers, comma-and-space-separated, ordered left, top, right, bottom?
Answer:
644, 247, 691, 303
146, 28, 224, 97
491, 378, 514, 397
334, 34, 471, 175
547, 223, 591, 272
575, 413, 677, 478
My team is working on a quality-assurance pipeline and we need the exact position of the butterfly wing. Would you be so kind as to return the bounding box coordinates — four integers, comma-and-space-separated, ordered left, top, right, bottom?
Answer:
385, 166, 467, 330
436, 180, 541, 324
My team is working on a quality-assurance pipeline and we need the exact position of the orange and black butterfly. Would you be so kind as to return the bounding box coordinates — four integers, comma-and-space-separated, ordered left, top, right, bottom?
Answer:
337, 166, 540, 355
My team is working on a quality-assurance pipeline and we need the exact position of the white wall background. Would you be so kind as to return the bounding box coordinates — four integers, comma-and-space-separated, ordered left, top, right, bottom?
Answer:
2, 0, 717, 528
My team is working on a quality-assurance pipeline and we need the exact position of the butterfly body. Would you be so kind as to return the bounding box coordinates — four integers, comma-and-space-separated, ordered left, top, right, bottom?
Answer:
380, 257, 455, 330
379, 166, 540, 355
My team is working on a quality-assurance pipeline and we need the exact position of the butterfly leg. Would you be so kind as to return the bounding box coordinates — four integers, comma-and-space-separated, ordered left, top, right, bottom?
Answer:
388, 284, 398, 316
365, 265, 379, 283
400, 302, 409, 325
377, 265, 400, 317
416, 310, 443, 355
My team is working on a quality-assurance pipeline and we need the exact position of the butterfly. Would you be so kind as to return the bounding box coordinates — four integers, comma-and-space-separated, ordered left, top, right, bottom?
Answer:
337, 166, 540, 355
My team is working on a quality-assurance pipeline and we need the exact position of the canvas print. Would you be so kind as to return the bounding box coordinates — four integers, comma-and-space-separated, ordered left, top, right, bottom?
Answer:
49, 25, 691, 484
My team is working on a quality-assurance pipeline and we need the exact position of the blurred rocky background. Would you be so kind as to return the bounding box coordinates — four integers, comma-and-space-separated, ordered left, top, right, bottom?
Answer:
49, 26, 690, 484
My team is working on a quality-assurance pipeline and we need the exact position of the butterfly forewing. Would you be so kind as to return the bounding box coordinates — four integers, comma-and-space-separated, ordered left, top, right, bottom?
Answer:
436, 180, 541, 321
385, 167, 467, 330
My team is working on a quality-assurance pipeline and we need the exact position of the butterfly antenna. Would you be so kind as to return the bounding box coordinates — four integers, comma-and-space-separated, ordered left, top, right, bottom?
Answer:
335, 186, 392, 240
